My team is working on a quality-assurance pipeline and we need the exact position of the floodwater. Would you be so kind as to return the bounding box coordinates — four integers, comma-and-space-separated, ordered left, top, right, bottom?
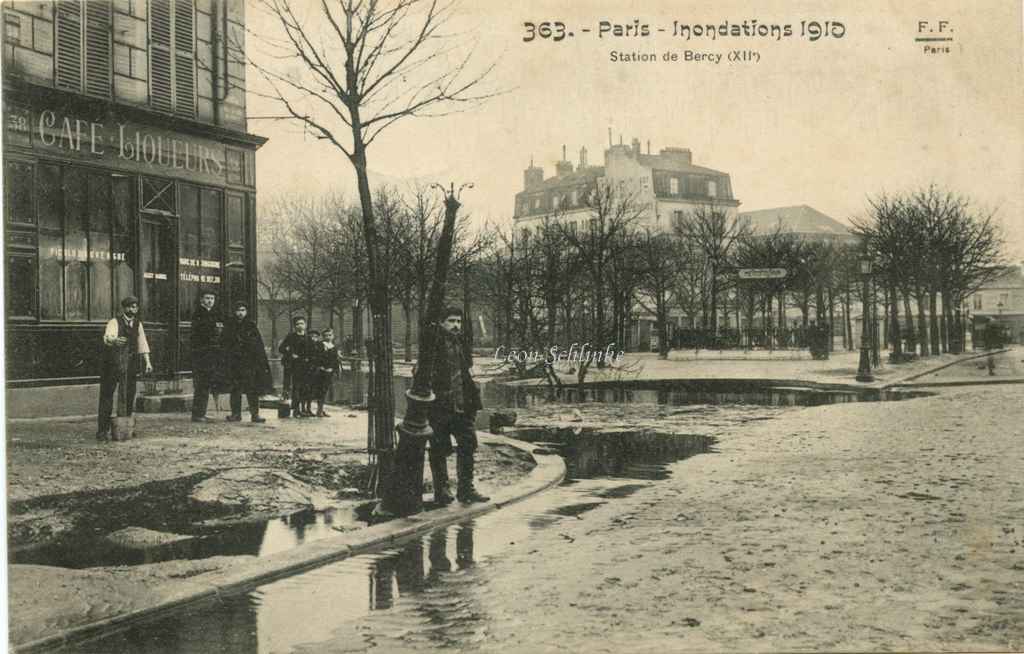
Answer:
488, 379, 929, 409
45, 383, 929, 652
59, 427, 716, 654
11, 507, 351, 570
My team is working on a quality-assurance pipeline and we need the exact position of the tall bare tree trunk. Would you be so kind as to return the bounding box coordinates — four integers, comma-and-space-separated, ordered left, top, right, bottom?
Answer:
844, 284, 853, 350
402, 302, 413, 363
929, 291, 941, 355
915, 291, 929, 357
902, 291, 916, 355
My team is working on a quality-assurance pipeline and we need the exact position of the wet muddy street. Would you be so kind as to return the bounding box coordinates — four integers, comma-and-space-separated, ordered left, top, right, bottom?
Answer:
25, 383, 1024, 652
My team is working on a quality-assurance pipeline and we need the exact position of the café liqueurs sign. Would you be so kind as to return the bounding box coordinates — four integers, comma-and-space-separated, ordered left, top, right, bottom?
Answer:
6, 105, 227, 184
738, 268, 788, 279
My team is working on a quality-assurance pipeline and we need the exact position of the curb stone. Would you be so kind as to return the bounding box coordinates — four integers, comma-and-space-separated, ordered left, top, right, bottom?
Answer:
882, 348, 1012, 388
13, 433, 566, 654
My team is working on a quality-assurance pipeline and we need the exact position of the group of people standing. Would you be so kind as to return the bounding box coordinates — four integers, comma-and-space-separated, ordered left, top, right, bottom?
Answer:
95, 295, 489, 506
191, 292, 274, 423
278, 316, 340, 418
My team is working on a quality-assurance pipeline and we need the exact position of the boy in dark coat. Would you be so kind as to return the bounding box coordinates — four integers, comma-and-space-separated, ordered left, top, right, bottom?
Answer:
313, 327, 340, 417
279, 316, 312, 417
222, 300, 273, 423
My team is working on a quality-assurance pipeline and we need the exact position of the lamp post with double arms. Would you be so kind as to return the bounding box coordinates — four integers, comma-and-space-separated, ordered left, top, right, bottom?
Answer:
856, 253, 875, 383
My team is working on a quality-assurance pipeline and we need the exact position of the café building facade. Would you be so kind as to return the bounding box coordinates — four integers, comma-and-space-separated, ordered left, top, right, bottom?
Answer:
3, 0, 266, 407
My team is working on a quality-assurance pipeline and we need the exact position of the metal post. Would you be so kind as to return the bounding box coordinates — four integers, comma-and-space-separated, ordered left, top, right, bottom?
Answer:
377, 182, 472, 518
856, 255, 874, 383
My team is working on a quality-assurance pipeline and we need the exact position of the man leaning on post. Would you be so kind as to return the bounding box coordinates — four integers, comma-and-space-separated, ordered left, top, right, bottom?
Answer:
428, 306, 489, 505
97, 296, 154, 440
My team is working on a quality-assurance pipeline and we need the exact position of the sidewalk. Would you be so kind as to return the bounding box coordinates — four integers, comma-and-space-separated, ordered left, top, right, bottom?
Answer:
6, 409, 565, 650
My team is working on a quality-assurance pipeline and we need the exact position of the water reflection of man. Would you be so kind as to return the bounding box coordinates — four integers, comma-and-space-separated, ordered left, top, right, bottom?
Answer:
455, 525, 475, 570
428, 530, 452, 575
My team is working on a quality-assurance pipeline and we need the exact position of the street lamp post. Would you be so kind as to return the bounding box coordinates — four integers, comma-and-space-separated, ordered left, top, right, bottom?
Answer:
856, 255, 874, 383
376, 182, 473, 518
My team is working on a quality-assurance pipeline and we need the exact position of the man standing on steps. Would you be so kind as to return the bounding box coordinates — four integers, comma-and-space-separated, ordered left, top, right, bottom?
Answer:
97, 296, 154, 440
428, 306, 489, 504
190, 291, 223, 422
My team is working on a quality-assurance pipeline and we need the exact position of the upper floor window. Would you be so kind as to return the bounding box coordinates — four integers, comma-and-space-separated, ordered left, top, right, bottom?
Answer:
552, 194, 561, 210
148, 0, 196, 118
532, 196, 540, 210
707, 180, 718, 198
571, 189, 579, 205
669, 177, 679, 195
973, 295, 983, 310
55, 0, 112, 98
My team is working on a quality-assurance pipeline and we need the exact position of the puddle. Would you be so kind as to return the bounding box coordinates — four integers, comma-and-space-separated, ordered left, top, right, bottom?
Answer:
58, 419, 716, 653
10, 508, 352, 569
487, 379, 930, 408
28, 379, 927, 650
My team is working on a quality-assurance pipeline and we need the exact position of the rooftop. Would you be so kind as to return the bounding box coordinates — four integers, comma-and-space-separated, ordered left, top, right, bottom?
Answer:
739, 205, 852, 237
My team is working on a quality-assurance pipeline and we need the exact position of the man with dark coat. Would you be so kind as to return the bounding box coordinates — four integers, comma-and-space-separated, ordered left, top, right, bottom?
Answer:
222, 300, 273, 423
190, 291, 223, 422
428, 306, 488, 504
98, 296, 154, 440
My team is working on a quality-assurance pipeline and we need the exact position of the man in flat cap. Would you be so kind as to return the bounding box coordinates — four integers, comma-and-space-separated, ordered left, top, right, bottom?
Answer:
97, 296, 154, 440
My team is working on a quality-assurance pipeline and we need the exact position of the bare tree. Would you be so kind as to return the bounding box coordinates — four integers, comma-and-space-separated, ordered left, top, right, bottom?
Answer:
263, 194, 339, 324
673, 204, 750, 333
635, 229, 682, 359
558, 183, 645, 389
251, 0, 497, 500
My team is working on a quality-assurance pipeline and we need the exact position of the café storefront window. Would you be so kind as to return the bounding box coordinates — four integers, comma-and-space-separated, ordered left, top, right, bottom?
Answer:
4, 160, 136, 323
178, 183, 223, 318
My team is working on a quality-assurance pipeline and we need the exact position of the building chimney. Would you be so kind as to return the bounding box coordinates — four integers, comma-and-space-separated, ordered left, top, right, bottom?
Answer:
523, 156, 544, 189
631, 138, 641, 157
647, 140, 651, 154
659, 147, 692, 165
556, 145, 574, 177
579, 146, 588, 168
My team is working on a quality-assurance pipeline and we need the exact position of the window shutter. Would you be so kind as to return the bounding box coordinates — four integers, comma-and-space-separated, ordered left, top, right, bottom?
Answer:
84, 0, 112, 97
150, 0, 174, 113
55, 2, 83, 91
173, 0, 196, 118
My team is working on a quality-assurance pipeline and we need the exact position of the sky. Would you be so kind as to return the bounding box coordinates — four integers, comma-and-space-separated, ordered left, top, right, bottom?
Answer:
246, 0, 1024, 259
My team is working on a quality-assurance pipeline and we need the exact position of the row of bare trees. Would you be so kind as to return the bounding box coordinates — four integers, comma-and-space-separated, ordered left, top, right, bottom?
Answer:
471, 184, 1005, 369
258, 186, 487, 360
853, 186, 1005, 358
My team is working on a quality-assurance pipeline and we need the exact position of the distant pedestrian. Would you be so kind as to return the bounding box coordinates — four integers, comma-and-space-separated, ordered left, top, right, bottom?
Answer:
279, 317, 313, 417
428, 306, 488, 505
302, 330, 322, 417
97, 297, 154, 440
313, 327, 340, 417
190, 291, 223, 422
222, 300, 273, 423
